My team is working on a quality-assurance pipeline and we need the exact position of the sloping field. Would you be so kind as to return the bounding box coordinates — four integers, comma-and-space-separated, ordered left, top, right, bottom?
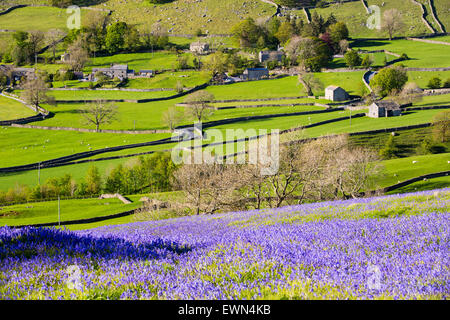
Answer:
0, 6, 89, 32
352, 39, 450, 68
0, 188, 448, 299
305, 0, 431, 38
0, 95, 34, 120
93, 0, 275, 34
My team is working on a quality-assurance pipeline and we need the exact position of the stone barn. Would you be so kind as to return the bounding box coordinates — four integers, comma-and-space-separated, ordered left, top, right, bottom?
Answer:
368, 100, 402, 118
241, 68, 269, 81
325, 85, 349, 101
90, 64, 133, 81
258, 50, 284, 63
190, 42, 210, 55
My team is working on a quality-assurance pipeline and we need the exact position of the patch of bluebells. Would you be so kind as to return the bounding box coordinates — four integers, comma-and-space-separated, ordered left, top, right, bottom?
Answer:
0, 189, 449, 299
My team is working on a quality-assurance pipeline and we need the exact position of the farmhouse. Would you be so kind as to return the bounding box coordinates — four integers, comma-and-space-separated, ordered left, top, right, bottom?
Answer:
90, 64, 133, 81
241, 68, 269, 81
258, 50, 284, 63
325, 85, 349, 101
190, 42, 210, 55
368, 100, 402, 118
138, 70, 154, 78
0, 65, 36, 84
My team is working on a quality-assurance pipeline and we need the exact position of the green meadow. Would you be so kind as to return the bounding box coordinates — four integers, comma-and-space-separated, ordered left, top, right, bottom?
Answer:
0, 6, 88, 32
45, 89, 177, 101
86, 51, 196, 73
375, 153, 450, 188
0, 95, 34, 120
352, 39, 450, 68
407, 71, 450, 88
0, 127, 170, 167
0, 196, 142, 227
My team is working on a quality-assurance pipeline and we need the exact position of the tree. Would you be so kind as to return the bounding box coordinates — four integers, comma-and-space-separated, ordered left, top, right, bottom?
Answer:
275, 21, 295, 45
371, 65, 408, 97
302, 135, 381, 200
361, 54, 373, 68
162, 106, 183, 130
230, 18, 264, 48
11, 31, 31, 65
173, 162, 245, 214
140, 152, 178, 192
80, 100, 119, 132
104, 164, 126, 194
124, 25, 142, 52
266, 143, 316, 208
298, 72, 324, 96
328, 22, 349, 45
105, 22, 128, 53
427, 77, 442, 89
338, 39, 349, 55
202, 51, 229, 82
432, 110, 450, 143
46, 29, 66, 62
21, 76, 50, 113
0, 70, 8, 89
85, 165, 102, 195
66, 37, 90, 71
327, 144, 380, 199
344, 49, 362, 68
381, 9, 404, 40
285, 36, 332, 71
393, 82, 423, 106
28, 30, 44, 64
183, 90, 215, 123
443, 78, 450, 88
379, 135, 399, 159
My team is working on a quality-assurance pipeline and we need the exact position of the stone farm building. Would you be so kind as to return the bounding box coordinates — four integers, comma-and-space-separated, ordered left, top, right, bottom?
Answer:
325, 85, 349, 101
89, 64, 155, 81
190, 42, 210, 55
368, 100, 402, 118
90, 64, 132, 81
258, 50, 284, 63
241, 68, 269, 81
0, 65, 35, 84
138, 70, 154, 77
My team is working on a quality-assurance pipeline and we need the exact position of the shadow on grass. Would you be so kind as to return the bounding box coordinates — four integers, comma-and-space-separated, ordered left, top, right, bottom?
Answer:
388, 179, 450, 194
351, 40, 391, 48
0, 226, 192, 261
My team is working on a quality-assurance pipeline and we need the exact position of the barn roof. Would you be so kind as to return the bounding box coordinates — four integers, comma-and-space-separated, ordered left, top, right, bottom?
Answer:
371, 100, 401, 110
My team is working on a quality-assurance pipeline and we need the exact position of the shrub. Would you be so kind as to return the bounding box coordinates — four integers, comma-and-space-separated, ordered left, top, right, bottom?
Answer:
427, 77, 442, 89
344, 49, 362, 68
361, 55, 373, 68
371, 66, 408, 97
379, 135, 399, 159
443, 78, 450, 88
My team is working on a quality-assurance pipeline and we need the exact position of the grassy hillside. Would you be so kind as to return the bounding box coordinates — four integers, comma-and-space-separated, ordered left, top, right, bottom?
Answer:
0, 6, 89, 32
0, 95, 34, 120
0, 195, 142, 227
352, 39, 450, 68
1, 0, 448, 37
304, 0, 431, 38
97, 0, 275, 34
